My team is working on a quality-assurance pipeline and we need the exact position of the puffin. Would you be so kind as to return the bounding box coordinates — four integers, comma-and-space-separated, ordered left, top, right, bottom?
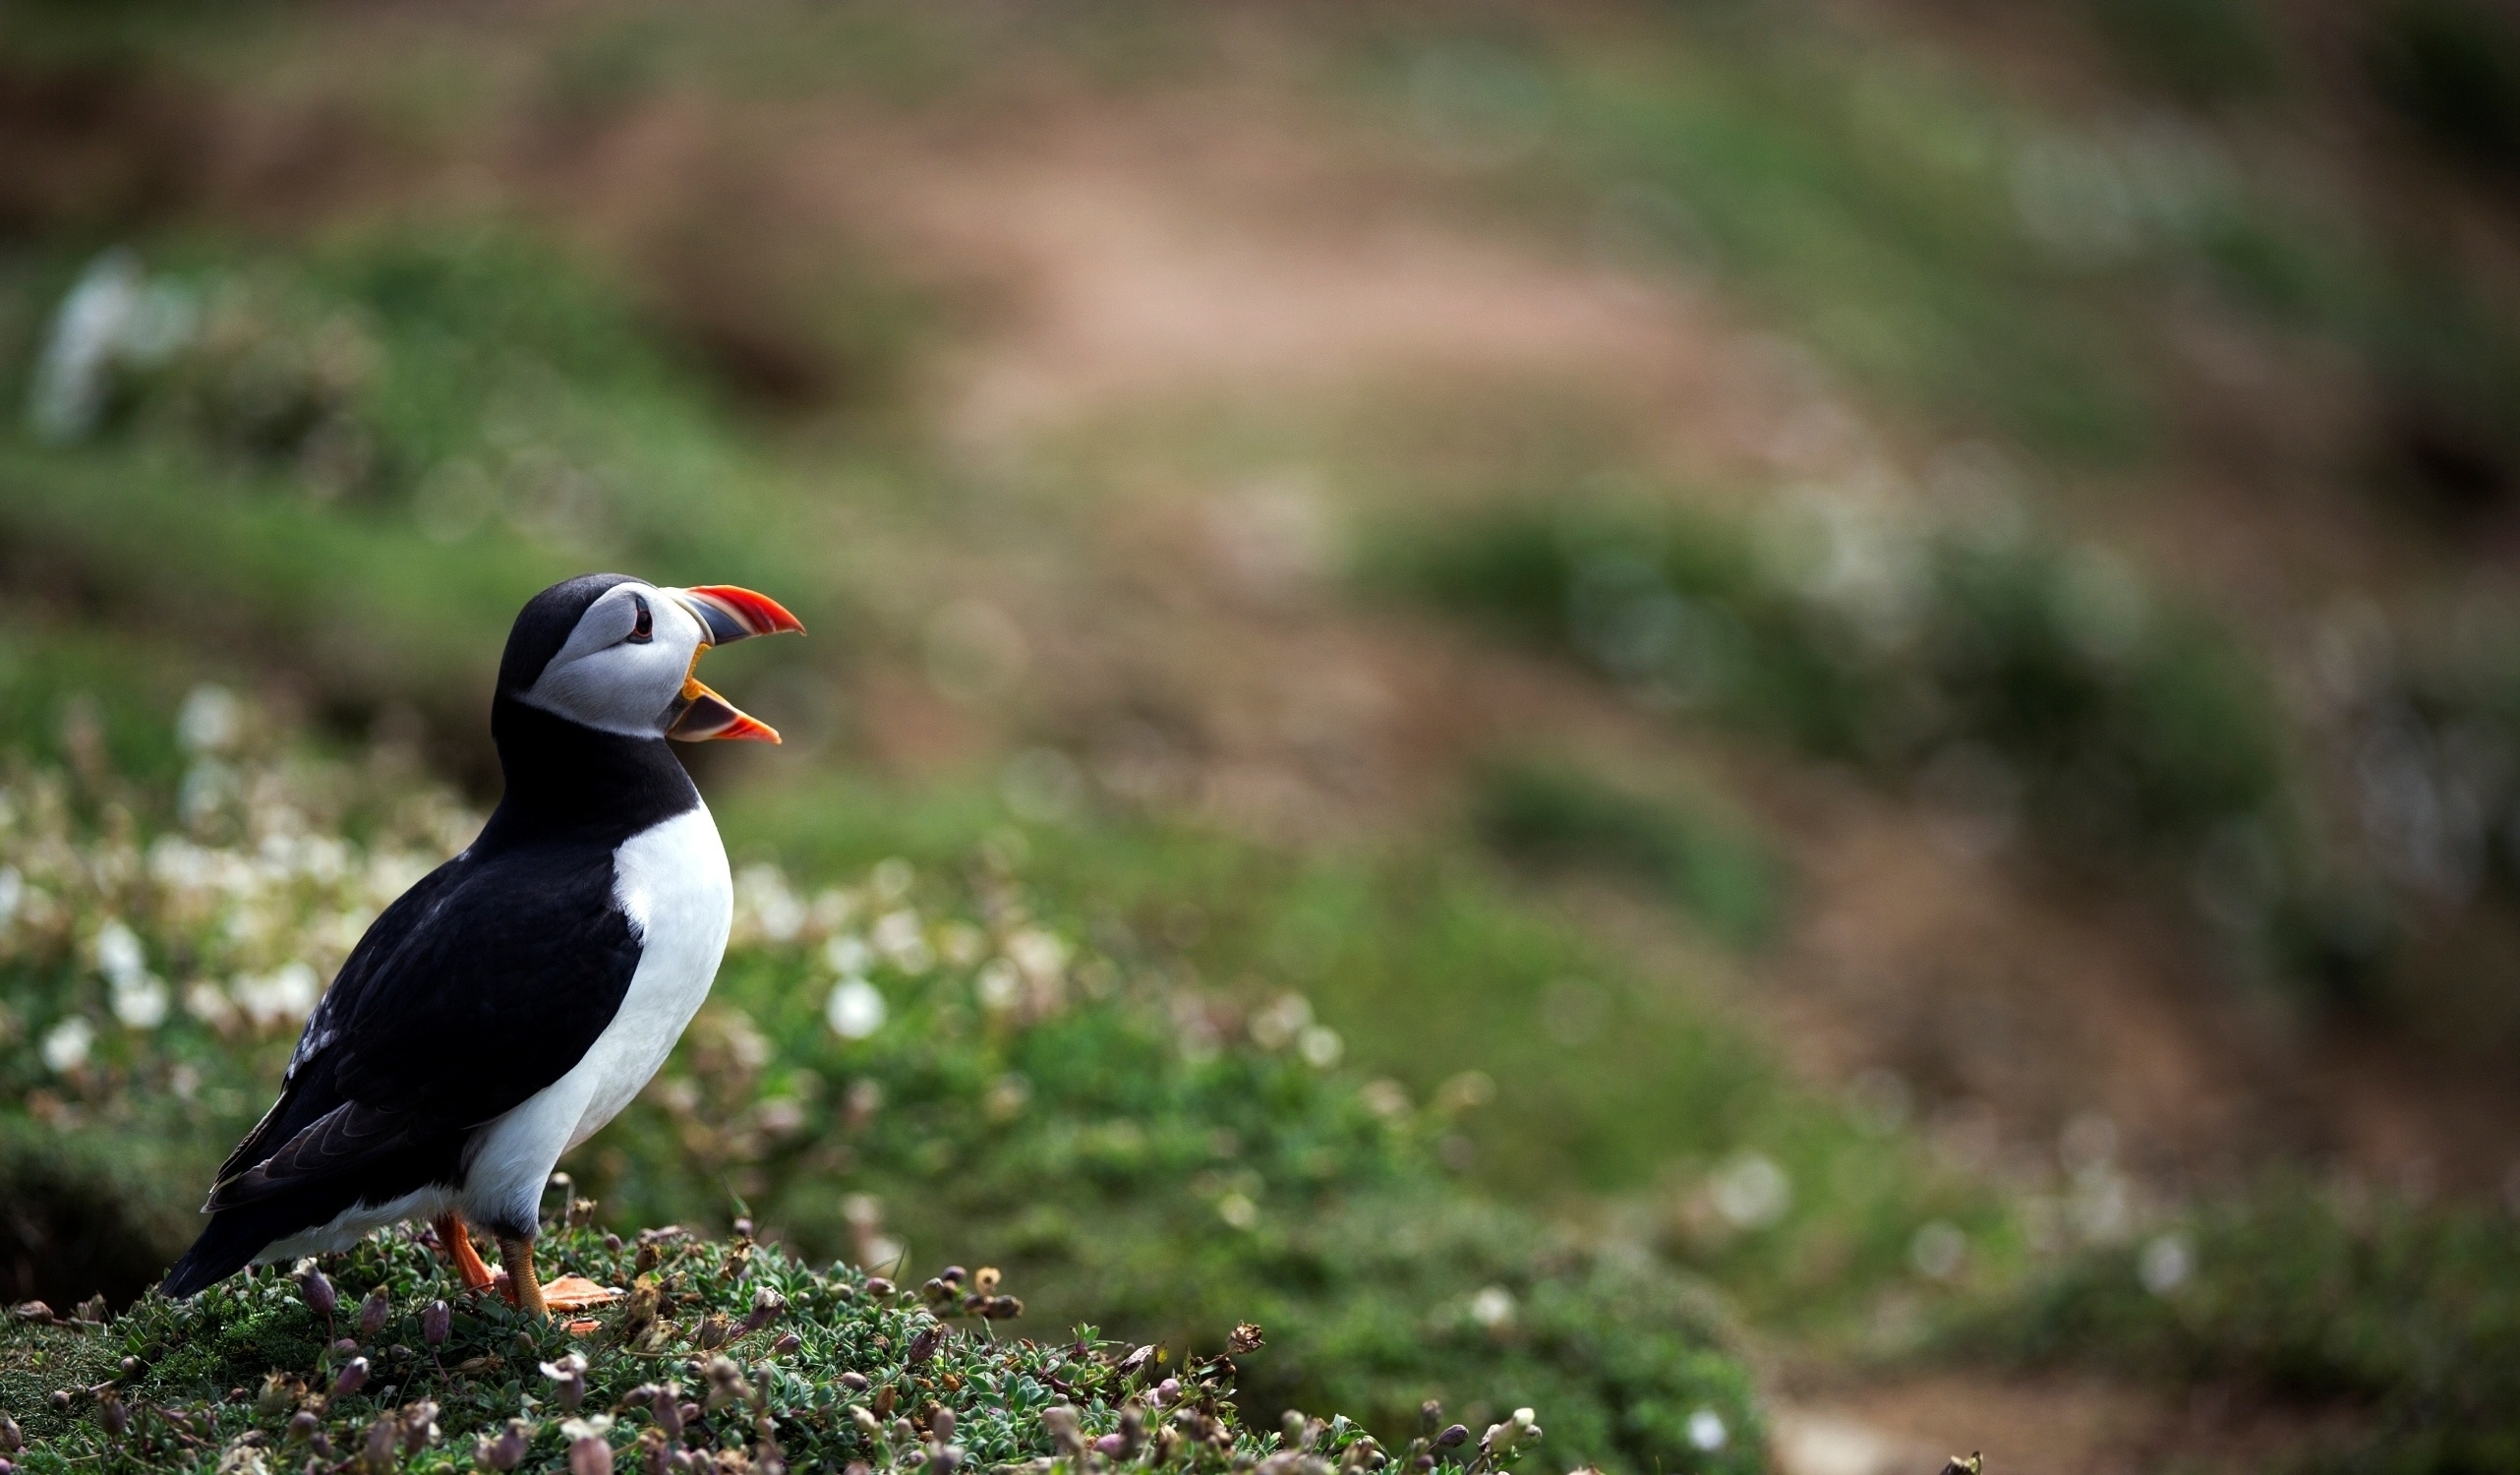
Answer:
159, 573, 802, 1316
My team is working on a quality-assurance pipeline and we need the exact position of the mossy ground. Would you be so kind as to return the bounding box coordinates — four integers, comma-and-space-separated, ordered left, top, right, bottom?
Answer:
1, 1222, 1426, 1475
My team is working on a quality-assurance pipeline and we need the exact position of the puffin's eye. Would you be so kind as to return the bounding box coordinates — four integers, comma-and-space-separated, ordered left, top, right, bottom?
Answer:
627, 594, 654, 644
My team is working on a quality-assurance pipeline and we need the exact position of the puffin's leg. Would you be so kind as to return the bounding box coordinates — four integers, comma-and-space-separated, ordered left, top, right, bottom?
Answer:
433, 1212, 497, 1291
498, 1235, 547, 1318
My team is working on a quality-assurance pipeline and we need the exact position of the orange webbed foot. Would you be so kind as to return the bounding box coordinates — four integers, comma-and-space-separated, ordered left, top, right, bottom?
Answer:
433, 1212, 497, 1292
540, 1274, 623, 1313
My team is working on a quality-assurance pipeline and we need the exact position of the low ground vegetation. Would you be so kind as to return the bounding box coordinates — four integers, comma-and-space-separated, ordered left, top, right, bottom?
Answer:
1, 1221, 1477, 1475
0, 707, 1765, 1474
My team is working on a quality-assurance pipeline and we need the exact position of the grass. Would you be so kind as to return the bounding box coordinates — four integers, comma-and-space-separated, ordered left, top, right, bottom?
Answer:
1365, 498, 2291, 871
1951, 1180, 2520, 1474
0, 711, 1782, 1473
19, 702, 2517, 1471
714, 769, 1981, 1308
1469, 761, 1783, 952
1362, 490, 2520, 1042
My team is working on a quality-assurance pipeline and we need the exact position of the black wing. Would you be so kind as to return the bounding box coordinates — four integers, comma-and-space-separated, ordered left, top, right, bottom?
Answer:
162, 838, 641, 1294
203, 856, 468, 1195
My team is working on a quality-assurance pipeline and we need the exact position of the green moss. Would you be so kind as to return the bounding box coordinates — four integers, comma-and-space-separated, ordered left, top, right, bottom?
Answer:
2, 1224, 1448, 1475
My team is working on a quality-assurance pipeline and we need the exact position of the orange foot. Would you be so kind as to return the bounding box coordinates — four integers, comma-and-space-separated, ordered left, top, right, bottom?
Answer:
541, 1275, 624, 1313
433, 1212, 497, 1292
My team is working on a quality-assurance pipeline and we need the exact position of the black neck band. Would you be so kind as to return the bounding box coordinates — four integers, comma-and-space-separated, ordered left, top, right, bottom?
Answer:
478, 696, 698, 851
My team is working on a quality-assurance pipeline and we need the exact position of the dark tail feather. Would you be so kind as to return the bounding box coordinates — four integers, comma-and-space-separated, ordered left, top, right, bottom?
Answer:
161, 1208, 294, 1298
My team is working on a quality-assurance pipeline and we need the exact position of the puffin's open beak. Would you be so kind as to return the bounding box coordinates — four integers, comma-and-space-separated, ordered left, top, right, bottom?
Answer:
663, 585, 805, 744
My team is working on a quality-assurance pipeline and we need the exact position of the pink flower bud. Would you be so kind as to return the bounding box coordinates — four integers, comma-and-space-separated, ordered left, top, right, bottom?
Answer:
570, 1434, 615, 1475
330, 1357, 369, 1398
359, 1287, 390, 1340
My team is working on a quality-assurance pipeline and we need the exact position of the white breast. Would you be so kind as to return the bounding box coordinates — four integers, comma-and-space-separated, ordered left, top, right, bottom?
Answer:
460, 803, 732, 1233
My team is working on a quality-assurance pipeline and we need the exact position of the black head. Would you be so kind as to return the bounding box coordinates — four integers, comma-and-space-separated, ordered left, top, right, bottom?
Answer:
498, 573, 639, 698
495, 573, 804, 742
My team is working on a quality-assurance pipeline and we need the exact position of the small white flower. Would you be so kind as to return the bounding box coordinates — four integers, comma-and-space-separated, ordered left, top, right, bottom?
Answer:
1685, 1409, 1727, 1452
1249, 993, 1313, 1049
177, 685, 244, 754
737, 863, 805, 943
824, 935, 872, 975
185, 980, 239, 1029
1005, 926, 1069, 983
1910, 1220, 1968, 1280
1469, 1284, 1515, 1328
871, 910, 931, 973
41, 1016, 94, 1073
1297, 1025, 1344, 1068
112, 974, 169, 1031
233, 962, 321, 1029
2139, 1232, 2194, 1296
29, 249, 194, 443
974, 959, 1022, 1011
1711, 1152, 1791, 1228
826, 978, 886, 1040
1215, 1192, 1259, 1230
94, 918, 147, 988
938, 921, 986, 967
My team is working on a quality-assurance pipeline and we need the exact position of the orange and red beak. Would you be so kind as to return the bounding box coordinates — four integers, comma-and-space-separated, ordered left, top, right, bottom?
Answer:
664, 585, 805, 744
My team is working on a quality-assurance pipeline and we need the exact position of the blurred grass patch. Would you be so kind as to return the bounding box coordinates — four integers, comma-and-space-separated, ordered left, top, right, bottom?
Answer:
1354, 496, 2475, 1017
2089, 0, 2282, 104
718, 772, 1980, 1336
1471, 760, 1782, 951
1348, 6, 2520, 521
0, 228, 872, 744
1952, 1179, 2520, 1473
1353, 21, 2163, 462
1364, 497, 2289, 862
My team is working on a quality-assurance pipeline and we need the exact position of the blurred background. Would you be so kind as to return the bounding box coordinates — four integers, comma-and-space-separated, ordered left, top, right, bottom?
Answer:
3, 1, 2519, 1470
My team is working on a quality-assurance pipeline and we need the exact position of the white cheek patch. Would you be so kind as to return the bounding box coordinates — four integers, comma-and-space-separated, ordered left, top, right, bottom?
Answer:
518, 588, 706, 738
